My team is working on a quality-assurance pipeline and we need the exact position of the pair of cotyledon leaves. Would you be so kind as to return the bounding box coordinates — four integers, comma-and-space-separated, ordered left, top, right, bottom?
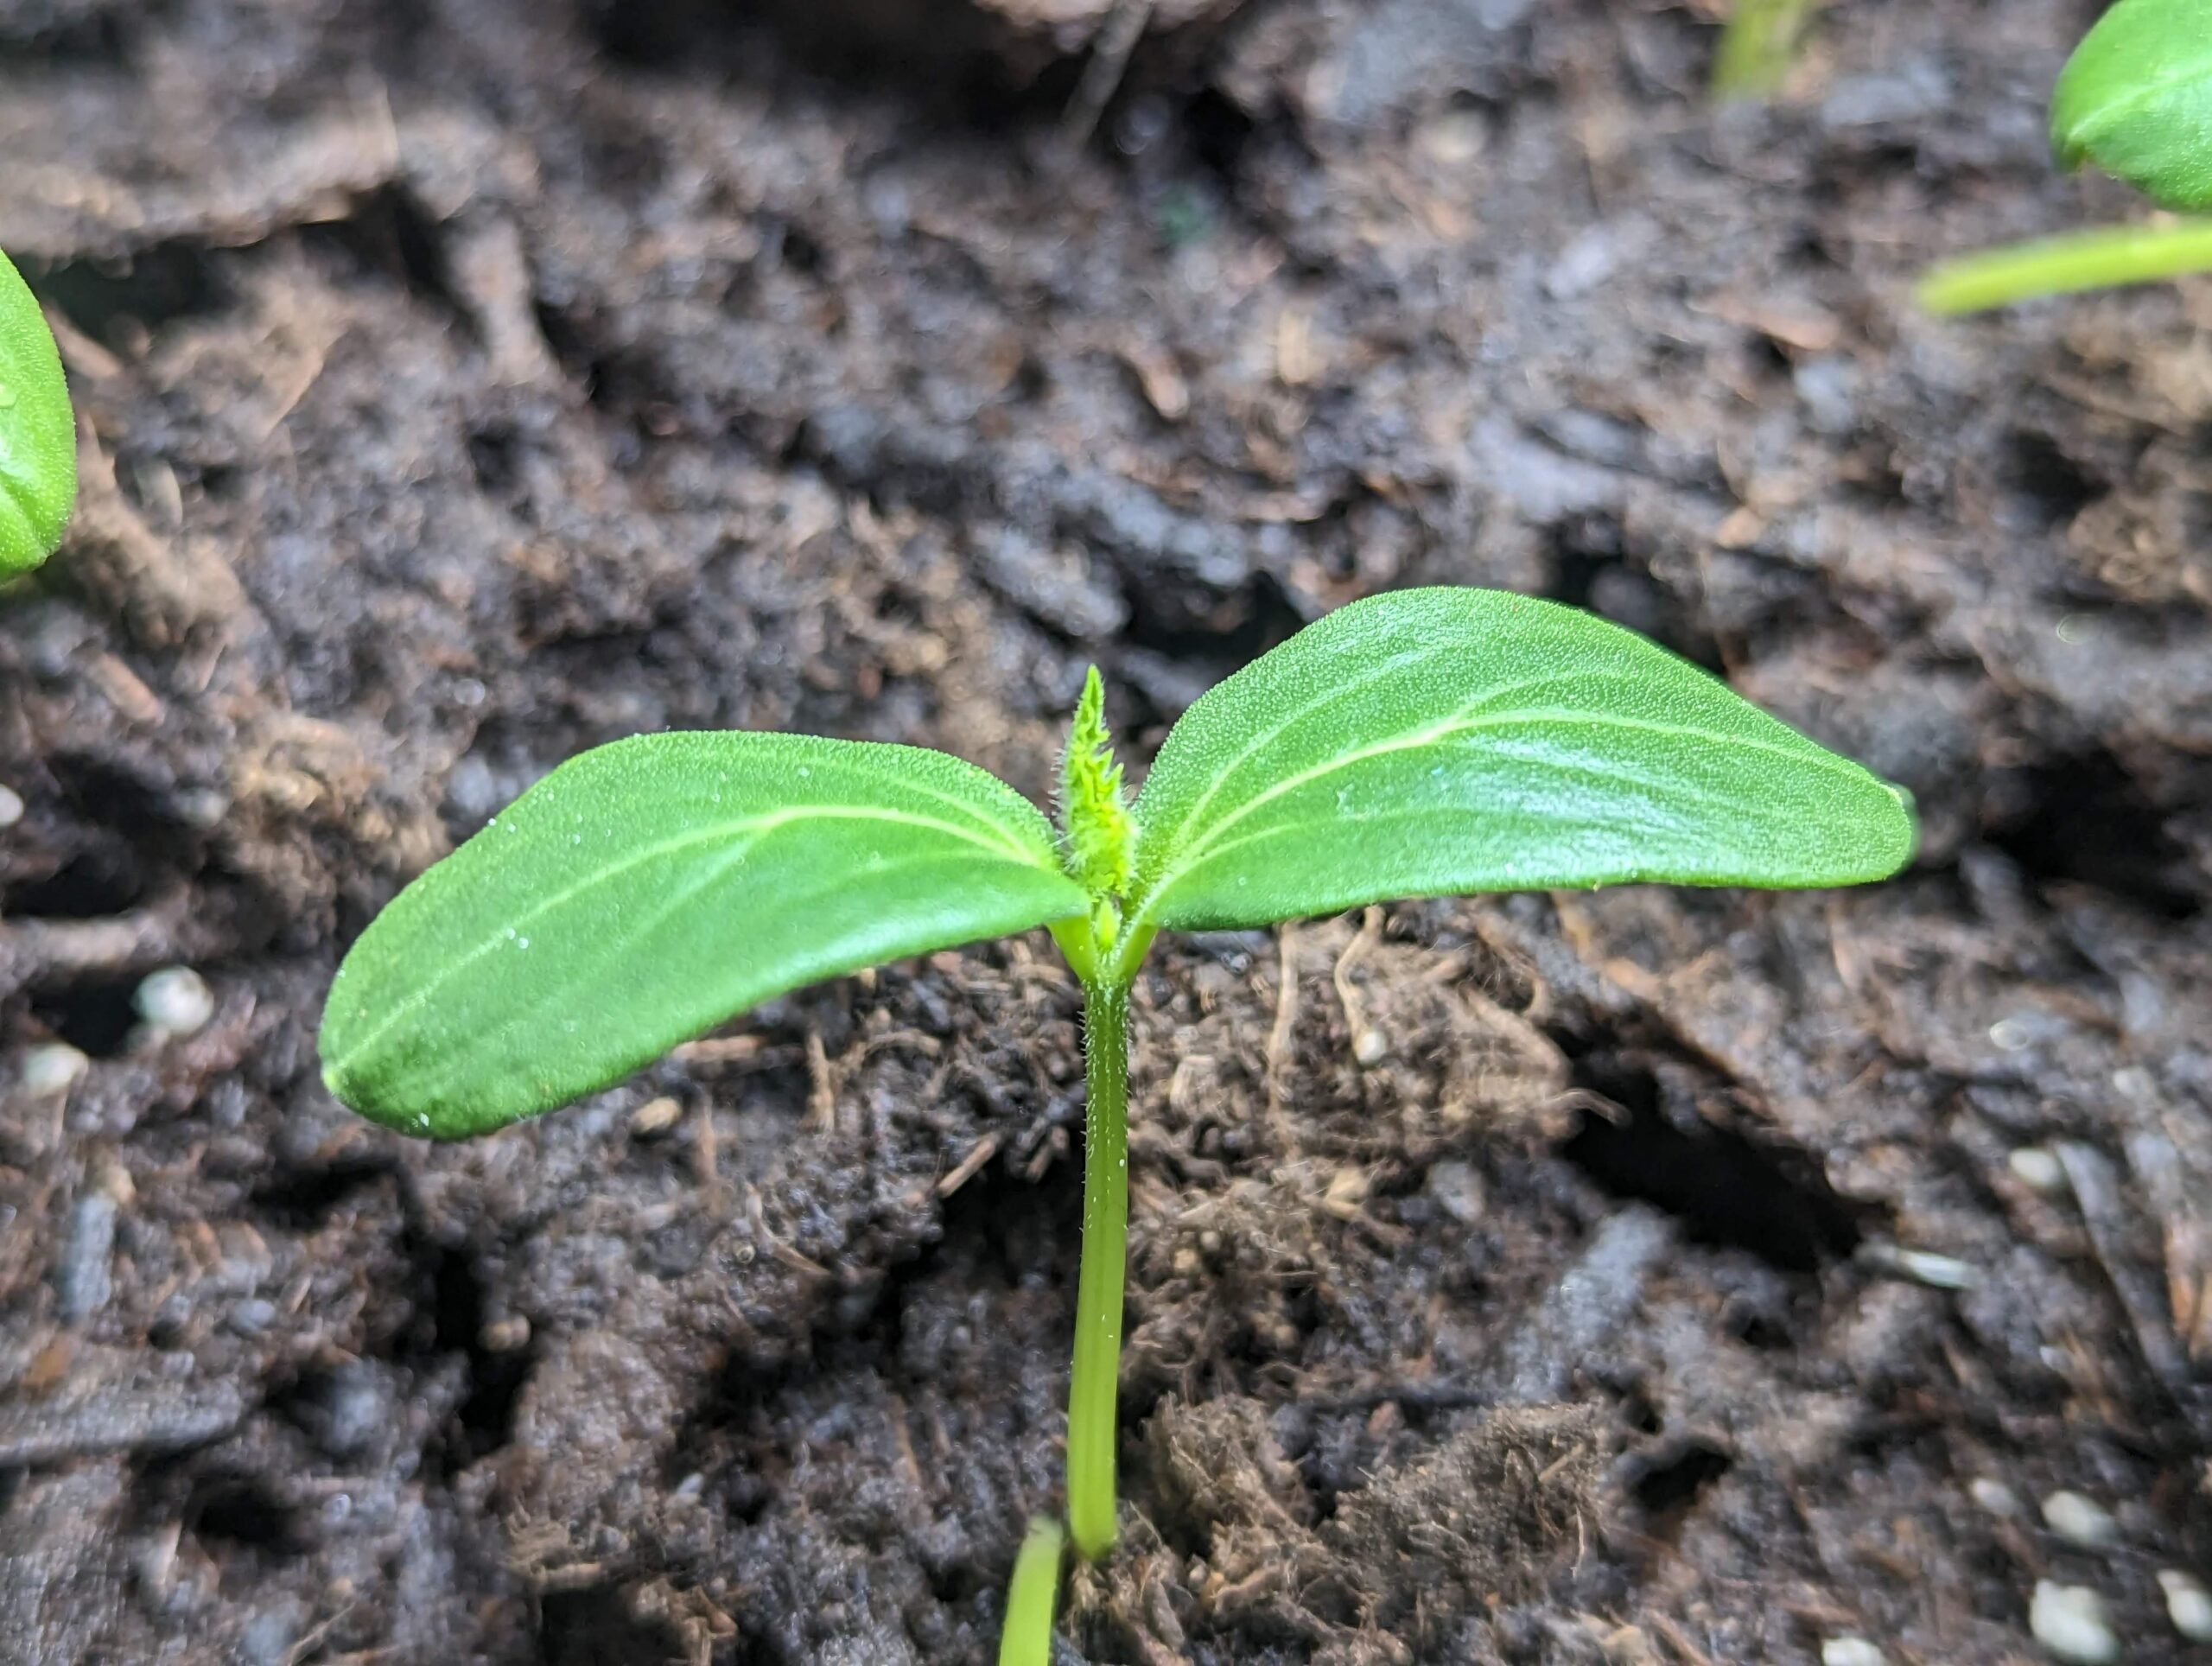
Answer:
0, 251, 76, 575
321, 588, 1915, 1140
2053, 0, 2212, 210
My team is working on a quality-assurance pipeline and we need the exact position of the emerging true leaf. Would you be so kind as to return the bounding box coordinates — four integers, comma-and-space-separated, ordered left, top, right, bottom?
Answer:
1128, 588, 1913, 933
2051, 0, 2212, 211
320, 733, 1089, 1138
0, 251, 77, 575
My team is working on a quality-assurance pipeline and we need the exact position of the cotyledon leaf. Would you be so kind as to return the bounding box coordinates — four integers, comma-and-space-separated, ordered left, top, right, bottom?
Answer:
320, 733, 1089, 1139
0, 251, 76, 575
1128, 588, 1914, 933
2051, 0, 2212, 211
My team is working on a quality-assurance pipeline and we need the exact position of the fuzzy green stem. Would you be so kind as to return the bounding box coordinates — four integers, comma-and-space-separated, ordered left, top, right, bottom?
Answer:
1918, 219, 2212, 315
1067, 976, 1131, 1561
1713, 0, 1819, 100
997, 1517, 1065, 1666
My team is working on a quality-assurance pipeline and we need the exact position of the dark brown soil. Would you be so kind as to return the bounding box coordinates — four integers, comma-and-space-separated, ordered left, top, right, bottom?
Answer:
3, 0, 2209, 1661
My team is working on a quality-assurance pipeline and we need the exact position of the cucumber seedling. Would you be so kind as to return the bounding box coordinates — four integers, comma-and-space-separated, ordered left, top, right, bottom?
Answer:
1923, 0, 2212, 312
0, 249, 77, 575
319, 586, 1914, 1564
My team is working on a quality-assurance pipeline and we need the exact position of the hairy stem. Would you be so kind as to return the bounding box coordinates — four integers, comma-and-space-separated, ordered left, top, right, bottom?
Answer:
997, 1517, 1065, 1666
1918, 219, 2212, 315
1067, 976, 1131, 1561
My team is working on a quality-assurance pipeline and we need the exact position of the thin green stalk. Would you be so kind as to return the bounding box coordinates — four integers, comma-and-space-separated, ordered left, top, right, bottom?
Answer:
1918, 219, 2212, 314
1713, 0, 1820, 101
1066, 976, 1130, 1561
997, 1517, 1065, 1666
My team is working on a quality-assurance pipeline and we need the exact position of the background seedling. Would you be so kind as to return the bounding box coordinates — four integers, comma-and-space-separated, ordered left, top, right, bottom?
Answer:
1712, 0, 1821, 102
997, 1517, 1064, 1666
0, 250, 78, 575
319, 586, 1914, 1561
1923, 0, 2212, 312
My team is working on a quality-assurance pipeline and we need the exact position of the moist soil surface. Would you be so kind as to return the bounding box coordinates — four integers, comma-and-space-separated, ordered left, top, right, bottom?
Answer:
3, 1, 2211, 1662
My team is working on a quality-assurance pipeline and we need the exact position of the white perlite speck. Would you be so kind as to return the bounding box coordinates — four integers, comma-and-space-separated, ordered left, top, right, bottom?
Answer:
0, 783, 22, 829
2158, 1569, 2212, 1642
1892, 1247, 1978, 1290
1821, 1638, 1885, 1666
21, 1042, 90, 1097
134, 967, 214, 1037
2030, 1581, 2118, 1664
2041, 1490, 2118, 1548
2008, 1146, 2068, 1194
1971, 1477, 2023, 1517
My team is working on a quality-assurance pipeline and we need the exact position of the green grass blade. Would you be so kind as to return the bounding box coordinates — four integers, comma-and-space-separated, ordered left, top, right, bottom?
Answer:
1917, 219, 2212, 314
1129, 588, 1913, 934
0, 251, 77, 575
997, 1517, 1065, 1666
2051, 0, 2212, 211
320, 733, 1087, 1138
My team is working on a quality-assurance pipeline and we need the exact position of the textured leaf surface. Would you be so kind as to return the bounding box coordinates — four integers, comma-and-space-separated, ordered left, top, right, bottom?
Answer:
1128, 588, 1913, 932
0, 251, 76, 575
321, 733, 1087, 1138
2052, 0, 2212, 210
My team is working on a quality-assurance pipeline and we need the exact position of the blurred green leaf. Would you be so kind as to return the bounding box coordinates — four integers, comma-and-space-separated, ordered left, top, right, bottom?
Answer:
0, 251, 77, 575
2053, 0, 2212, 210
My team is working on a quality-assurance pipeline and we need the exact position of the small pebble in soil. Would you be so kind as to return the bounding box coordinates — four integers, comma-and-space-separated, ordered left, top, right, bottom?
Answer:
1426, 1160, 1486, 1226
1861, 1241, 1979, 1290
630, 1095, 683, 1137
239, 1602, 304, 1666
228, 1298, 279, 1335
135, 966, 215, 1037
1896, 1247, 1976, 1289
2009, 1146, 2069, 1195
1971, 1477, 2024, 1517
1821, 1638, 1885, 1666
319, 1362, 394, 1459
0, 782, 22, 828
2041, 1490, 2119, 1548
1352, 1027, 1389, 1065
480, 1314, 531, 1352
2158, 1569, 2212, 1641
56, 1190, 119, 1321
175, 787, 230, 829
2031, 1580, 2120, 1664
22, 1041, 90, 1097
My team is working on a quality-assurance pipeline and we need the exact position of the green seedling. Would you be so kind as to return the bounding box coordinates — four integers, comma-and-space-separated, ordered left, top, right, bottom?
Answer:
997, 1517, 1064, 1666
1923, 0, 2212, 313
318, 587, 1914, 1561
1712, 0, 1821, 102
0, 250, 77, 575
